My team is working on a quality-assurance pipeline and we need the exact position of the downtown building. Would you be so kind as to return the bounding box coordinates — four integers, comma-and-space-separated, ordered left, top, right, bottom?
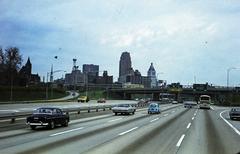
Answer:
118, 52, 134, 83
118, 52, 151, 88
147, 63, 157, 88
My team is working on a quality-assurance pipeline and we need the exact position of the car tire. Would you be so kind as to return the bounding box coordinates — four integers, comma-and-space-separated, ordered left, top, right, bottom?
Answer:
63, 119, 69, 127
115, 112, 117, 115
48, 121, 55, 129
132, 112, 135, 115
148, 111, 150, 114
30, 125, 36, 130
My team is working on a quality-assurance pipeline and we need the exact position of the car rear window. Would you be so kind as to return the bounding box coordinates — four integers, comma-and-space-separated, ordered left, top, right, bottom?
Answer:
34, 108, 53, 114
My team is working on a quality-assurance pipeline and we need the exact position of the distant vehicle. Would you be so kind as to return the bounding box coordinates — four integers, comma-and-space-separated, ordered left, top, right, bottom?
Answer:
172, 100, 178, 104
229, 107, 240, 120
78, 96, 89, 103
199, 95, 211, 109
148, 103, 161, 114
184, 101, 197, 108
97, 98, 106, 103
160, 93, 174, 103
72, 92, 75, 96
112, 104, 136, 115
26, 107, 69, 130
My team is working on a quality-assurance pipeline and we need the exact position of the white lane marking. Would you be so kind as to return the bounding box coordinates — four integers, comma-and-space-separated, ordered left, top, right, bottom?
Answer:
194, 113, 196, 116
220, 110, 240, 136
118, 127, 138, 136
50, 127, 84, 137
176, 134, 185, 147
192, 117, 195, 120
187, 123, 191, 129
210, 106, 215, 110
150, 118, 159, 123
172, 110, 175, 113
163, 114, 168, 117
108, 118, 122, 123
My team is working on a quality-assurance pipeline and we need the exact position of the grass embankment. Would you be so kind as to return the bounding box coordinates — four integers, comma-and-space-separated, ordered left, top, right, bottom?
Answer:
0, 86, 67, 102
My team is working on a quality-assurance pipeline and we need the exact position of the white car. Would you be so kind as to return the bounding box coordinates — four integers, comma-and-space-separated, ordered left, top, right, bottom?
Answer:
112, 104, 136, 115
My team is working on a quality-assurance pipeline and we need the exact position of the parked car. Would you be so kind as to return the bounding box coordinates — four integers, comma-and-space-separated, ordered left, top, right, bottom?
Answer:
148, 103, 161, 114
112, 104, 136, 115
229, 107, 240, 120
26, 107, 69, 130
78, 96, 89, 102
97, 98, 106, 103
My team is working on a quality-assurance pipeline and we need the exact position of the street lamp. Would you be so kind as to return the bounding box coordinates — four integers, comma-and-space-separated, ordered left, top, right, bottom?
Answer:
46, 70, 66, 100
227, 67, 237, 87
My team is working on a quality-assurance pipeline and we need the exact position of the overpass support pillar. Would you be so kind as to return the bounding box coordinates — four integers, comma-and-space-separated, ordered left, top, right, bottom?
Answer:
153, 93, 160, 101
124, 93, 131, 100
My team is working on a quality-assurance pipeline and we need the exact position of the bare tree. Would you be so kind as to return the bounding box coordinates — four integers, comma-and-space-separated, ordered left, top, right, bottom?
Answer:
5, 47, 22, 71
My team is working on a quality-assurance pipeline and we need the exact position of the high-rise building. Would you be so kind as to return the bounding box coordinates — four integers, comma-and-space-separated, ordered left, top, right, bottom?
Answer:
83, 64, 99, 76
118, 52, 134, 83
64, 69, 85, 86
147, 63, 157, 88
83, 64, 99, 83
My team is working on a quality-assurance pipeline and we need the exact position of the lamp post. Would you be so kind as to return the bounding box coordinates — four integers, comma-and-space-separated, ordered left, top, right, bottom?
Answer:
46, 70, 66, 100
227, 67, 237, 88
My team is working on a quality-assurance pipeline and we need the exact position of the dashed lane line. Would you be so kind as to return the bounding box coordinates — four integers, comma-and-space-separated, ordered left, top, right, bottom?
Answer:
150, 118, 159, 123
118, 127, 138, 136
50, 127, 84, 137
176, 134, 185, 147
186, 123, 191, 129
108, 118, 122, 123
163, 114, 168, 117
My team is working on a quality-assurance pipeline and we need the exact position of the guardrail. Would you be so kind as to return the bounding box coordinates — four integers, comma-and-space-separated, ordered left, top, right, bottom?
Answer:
0, 103, 149, 123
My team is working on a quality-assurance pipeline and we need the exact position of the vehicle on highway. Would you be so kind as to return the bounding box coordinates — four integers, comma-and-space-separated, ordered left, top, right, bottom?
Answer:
229, 107, 240, 120
172, 100, 178, 104
112, 104, 136, 115
97, 98, 106, 103
148, 103, 161, 114
78, 96, 89, 103
26, 107, 69, 130
199, 95, 211, 109
183, 101, 197, 108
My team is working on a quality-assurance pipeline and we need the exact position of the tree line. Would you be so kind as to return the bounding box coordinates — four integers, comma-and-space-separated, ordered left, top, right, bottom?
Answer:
0, 47, 23, 86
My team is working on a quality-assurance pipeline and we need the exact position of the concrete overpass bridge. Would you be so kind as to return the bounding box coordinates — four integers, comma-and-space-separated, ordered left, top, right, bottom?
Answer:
108, 86, 239, 103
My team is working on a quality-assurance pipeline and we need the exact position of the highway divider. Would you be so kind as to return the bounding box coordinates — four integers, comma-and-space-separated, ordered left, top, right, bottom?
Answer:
0, 102, 151, 123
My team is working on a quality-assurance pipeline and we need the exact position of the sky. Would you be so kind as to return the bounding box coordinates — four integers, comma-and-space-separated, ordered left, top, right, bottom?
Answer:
0, 0, 240, 86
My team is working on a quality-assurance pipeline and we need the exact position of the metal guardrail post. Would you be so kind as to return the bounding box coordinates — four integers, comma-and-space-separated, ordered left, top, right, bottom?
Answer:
11, 113, 15, 123
88, 107, 90, 113
96, 106, 99, 112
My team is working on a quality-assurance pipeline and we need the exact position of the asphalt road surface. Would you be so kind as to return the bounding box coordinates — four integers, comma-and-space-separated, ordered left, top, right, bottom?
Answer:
0, 103, 239, 154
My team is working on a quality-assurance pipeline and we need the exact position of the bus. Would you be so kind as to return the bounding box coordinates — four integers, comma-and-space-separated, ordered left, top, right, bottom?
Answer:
199, 95, 211, 109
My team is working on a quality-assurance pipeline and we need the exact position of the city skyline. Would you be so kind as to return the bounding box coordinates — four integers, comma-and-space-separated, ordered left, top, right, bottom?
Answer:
1, 1, 240, 86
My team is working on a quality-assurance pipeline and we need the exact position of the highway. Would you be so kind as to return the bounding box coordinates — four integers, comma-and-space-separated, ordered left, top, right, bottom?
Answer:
0, 102, 239, 154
